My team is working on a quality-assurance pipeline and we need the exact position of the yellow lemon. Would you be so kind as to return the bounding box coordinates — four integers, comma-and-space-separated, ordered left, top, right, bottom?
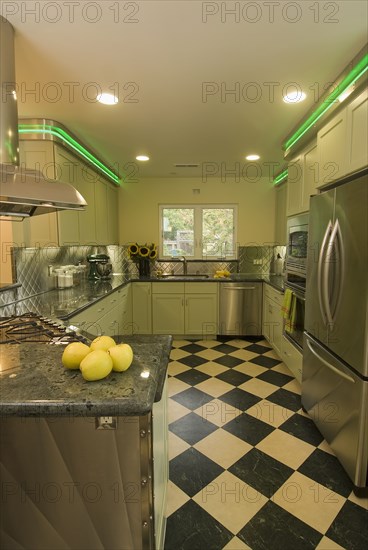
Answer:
90, 335, 116, 352
108, 344, 134, 372
80, 350, 113, 381
62, 342, 91, 370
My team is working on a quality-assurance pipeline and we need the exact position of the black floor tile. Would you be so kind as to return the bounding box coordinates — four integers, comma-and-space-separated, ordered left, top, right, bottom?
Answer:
237, 501, 322, 550
176, 355, 209, 369
218, 387, 262, 412
298, 448, 355, 498
250, 355, 284, 369
212, 343, 239, 354
215, 369, 251, 387
169, 412, 217, 445
213, 354, 244, 368
245, 343, 272, 354
326, 500, 368, 550
256, 368, 293, 385
266, 388, 302, 412
180, 343, 207, 354
229, 448, 294, 497
169, 448, 224, 498
279, 413, 324, 446
223, 412, 274, 446
171, 387, 214, 410
164, 499, 233, 550
175, 368, 210, 385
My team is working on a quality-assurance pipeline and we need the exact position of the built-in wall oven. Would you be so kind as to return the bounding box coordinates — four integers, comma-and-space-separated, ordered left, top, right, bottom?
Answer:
284, 213, 308, 350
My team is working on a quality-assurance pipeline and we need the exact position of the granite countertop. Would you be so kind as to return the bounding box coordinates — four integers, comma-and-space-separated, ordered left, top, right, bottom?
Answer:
0, 334, 172, 417
0, 282, 21, 293
1, 273, 284, 320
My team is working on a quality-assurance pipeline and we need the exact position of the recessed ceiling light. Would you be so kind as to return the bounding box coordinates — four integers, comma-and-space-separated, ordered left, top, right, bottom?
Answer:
283, 90, 306, 103
246, 154, 260, 161
97, 93, 118, 105
136, 155, 149, 161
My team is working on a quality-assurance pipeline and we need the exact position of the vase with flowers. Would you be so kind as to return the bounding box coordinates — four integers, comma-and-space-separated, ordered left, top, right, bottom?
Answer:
128, 242, 157, 278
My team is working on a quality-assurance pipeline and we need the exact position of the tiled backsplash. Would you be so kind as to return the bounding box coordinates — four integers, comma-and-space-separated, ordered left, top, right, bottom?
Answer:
238, 245, 286, 275
9, 244, 286, 302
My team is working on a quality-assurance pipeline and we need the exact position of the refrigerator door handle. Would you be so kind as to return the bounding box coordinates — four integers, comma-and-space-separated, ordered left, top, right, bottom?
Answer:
331, 220, 345, 324
306, 338, 355, 383
318, 220, 332, 326
324, 219, 345, 328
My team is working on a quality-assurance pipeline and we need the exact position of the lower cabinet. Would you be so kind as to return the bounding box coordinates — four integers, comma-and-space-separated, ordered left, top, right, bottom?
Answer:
132, 282, 152, 334
68, 285, 132, 337
262, 283, 283, 357
152, 283, 184, 335
152, 282, 218, 337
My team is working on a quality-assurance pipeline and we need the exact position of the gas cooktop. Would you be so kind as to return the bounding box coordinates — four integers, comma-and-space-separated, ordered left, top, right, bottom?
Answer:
0, 313, 88, 345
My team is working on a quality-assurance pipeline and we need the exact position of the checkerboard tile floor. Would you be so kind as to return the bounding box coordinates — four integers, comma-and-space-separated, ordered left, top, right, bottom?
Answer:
164, 338, 368, 550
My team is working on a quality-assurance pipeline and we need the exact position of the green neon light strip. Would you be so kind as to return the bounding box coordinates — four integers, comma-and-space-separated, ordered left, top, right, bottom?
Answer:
273, 169, 288, 185
18, 124, 120, 185
284, 53, 368, 151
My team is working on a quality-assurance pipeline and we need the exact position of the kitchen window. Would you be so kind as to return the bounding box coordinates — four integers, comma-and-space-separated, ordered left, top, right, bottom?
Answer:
160, 205, 237, 259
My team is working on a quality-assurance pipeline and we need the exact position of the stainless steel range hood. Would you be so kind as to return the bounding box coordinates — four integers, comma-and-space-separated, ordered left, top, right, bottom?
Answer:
0, 16, 86, 219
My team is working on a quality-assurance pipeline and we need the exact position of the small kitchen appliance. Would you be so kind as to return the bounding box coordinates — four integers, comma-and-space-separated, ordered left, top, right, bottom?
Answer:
87, 254, 111, 280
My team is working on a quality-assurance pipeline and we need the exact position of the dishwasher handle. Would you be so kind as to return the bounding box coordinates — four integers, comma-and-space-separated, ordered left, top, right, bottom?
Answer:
222, 286, 257, 290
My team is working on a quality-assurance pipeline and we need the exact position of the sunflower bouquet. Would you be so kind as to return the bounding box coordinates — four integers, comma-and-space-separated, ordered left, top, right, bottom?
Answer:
128, 242, 158, 261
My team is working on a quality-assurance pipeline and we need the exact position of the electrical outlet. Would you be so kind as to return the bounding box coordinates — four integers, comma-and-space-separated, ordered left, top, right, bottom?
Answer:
95, 416, 117, 430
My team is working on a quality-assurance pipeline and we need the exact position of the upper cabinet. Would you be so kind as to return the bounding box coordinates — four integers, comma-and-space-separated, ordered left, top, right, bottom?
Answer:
286, 139, 318, 216
13, 140, 119, 248
274, 182, 287, 245
286, 87, 368, 215
317, 87, 367, 186
317, 108, 347, 185
346, 88, 368, 175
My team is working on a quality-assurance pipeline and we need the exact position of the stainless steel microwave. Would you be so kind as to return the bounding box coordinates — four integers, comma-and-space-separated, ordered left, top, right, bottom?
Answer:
286, 213, 309, 275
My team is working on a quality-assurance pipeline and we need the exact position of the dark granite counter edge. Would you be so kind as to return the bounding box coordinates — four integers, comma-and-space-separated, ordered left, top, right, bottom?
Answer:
0, 282, 22, 293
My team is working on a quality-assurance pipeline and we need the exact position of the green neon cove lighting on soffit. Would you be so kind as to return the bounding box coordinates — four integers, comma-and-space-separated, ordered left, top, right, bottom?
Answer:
18, 124, 120, 185
284, 53, 368, 152
273, 169, 288, 186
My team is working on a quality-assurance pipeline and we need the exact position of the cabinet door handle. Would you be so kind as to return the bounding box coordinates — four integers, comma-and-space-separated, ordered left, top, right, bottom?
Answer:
268, 304, 273, 313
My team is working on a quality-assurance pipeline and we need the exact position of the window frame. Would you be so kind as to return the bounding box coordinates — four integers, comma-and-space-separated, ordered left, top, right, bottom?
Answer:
159, 204, 238, 259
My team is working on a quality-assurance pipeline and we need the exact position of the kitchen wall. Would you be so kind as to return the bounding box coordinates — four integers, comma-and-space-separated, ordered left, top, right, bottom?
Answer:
118, 176, 275, 247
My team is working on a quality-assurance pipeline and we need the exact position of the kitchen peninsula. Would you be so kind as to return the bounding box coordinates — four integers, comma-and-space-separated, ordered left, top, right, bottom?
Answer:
0, 334, 171, 550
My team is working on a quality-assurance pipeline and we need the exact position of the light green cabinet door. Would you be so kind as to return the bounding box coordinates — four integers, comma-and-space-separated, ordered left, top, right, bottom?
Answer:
14, 141, 58, 247
275, 182, 287, 245
346, 88, 368, 174
95, 177, 108, 244
107, 184, 119, 244
185, 294, 217, 337
117, 285, 133, 335
301, 140, 318, 213
152, 294, 184, 334
317, 108, 347, 185
286, 154, 303, 216
132, 283, 152, 334
55, 148, 81, 245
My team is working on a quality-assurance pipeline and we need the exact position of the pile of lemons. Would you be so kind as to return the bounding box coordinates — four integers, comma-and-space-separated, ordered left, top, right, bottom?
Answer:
213, 269, 231, 279
61, 336, 133, 382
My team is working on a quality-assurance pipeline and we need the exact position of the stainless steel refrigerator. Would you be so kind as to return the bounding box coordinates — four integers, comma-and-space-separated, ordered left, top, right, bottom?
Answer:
302, 170, 368, 489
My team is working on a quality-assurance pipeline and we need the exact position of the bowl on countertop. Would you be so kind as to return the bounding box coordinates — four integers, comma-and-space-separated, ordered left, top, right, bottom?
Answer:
95, 262, 112, 279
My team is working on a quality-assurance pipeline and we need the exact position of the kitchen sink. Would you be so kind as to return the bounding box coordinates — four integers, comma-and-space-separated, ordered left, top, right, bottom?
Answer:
159, 274, 210, 279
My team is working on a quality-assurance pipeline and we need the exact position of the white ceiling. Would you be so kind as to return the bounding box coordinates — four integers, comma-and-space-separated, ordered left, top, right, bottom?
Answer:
6, 0, 368, 180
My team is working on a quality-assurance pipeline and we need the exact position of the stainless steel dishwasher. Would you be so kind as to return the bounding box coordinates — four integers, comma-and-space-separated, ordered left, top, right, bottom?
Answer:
219, 282, 262, 336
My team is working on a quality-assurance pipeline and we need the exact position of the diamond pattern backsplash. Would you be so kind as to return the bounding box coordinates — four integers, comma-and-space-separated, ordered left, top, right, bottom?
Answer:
9, 244, 286, 302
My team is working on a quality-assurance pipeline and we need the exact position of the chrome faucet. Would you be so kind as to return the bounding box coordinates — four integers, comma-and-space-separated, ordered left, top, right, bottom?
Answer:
179, 256, 187, 275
